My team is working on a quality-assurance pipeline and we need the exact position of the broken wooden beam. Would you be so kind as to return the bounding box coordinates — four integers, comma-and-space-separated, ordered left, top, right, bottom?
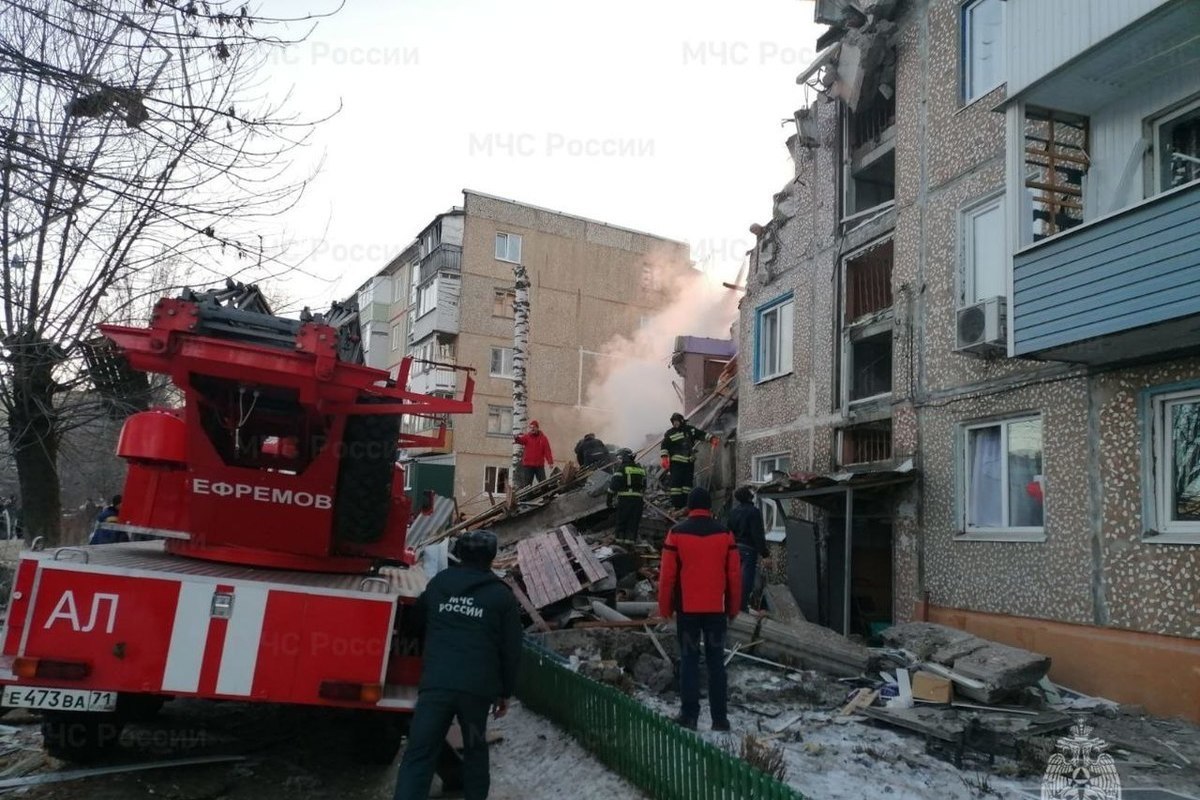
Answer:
727, 613, 873, 677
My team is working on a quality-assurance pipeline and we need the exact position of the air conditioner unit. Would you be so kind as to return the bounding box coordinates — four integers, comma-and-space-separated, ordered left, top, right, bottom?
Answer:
955, 296, 1007, 355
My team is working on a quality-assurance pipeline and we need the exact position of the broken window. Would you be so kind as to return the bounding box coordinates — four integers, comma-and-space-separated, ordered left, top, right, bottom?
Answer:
1153, 96, 1200, 194
848, 331, 892, 402
493, 288, 516, 318
843, 88, 896, 219
844, 240, 893, 322
752, 453, 791, 534
484, 465, 510, 495
838, 241, 894, 407
838, 420, 893, 466
1025, 108, 1089, 241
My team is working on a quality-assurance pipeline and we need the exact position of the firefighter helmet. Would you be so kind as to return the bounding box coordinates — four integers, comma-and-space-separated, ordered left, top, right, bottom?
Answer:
453, 529, 498, 566
617, 448, 634, 463
670, 412, 684, 424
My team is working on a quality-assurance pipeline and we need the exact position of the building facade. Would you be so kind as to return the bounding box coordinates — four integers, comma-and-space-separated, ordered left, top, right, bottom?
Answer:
740, 0, 1200, 719
366, 191, 691, 514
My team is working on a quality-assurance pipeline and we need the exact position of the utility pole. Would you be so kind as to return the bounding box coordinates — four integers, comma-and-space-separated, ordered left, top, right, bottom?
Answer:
510, 262, 531, 482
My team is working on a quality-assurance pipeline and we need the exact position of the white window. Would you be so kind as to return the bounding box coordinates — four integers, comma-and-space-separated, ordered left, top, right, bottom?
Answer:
1152, 97, 1200, 194
961, 416, 1045, 538
490, 346, 515, 379
961, 194, 1006, 304
403, 465, 413, 491
417, 279, 438, 317
755, 296, 794, 382
962, 0, 1004, 102
495, 232, 522, 263
393, 273, 407, 304
753, 453, 791, 538
1149, 389, 1200, 541
391, 324, 403, 351
484, 465, 510, 495
486, 404, 514, 436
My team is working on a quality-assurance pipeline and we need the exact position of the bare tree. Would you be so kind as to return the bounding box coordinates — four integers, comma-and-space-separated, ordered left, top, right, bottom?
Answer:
0, 0, 334, 545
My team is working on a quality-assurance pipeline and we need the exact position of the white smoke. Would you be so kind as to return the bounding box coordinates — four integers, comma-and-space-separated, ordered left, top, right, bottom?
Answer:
583, 262, 741, 450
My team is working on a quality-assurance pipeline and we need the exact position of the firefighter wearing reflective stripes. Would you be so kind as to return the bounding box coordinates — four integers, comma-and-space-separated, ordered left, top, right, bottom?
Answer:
607, 449, 646, 544
660, 413, 708, 510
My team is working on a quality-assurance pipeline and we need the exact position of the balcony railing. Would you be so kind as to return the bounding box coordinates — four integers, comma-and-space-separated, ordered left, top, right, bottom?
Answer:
418, 244, 462, 284
1012, 180, 1200, 364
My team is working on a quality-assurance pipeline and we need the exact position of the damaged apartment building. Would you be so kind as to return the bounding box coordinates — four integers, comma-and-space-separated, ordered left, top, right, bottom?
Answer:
740, 0, 1200, 721
353, 191, 693, 515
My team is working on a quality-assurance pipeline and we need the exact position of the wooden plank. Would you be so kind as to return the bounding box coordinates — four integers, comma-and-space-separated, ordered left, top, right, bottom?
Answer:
503, 576, 550, 632
516, 539, 552, 609
544, 532, 584, 598
561, 526, 607, 583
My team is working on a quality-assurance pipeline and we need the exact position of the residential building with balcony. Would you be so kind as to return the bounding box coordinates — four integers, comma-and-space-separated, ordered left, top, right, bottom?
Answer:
366, 191, 691, 515
740, 0, 1200, 720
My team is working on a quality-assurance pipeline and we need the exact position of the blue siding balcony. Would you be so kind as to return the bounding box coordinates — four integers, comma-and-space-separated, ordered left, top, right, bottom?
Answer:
1012, 181, 1200, 364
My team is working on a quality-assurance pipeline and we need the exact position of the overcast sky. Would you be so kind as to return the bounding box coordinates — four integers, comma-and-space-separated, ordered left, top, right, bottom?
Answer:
263, 0, 825, 306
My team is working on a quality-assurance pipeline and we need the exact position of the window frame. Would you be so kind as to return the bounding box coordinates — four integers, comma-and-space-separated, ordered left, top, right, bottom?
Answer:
961, 0, 1005, 104
489, 346, 515, 379
1144, 386, 1200, 543
483, 465, 510, 495
1151, 95, 1200, 196
754, 294, 794, 384
495, 232, 522, 264
751, 452, 791, 542
390, 323, 403, 351
959, 191, 1007, 306
493, 288, 516, 318
486, 404, 514, 437
958, 414, 1046, 542
416, 278, 438, 318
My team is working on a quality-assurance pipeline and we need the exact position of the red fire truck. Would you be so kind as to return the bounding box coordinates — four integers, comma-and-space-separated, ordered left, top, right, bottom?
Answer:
0, 284, 473, 762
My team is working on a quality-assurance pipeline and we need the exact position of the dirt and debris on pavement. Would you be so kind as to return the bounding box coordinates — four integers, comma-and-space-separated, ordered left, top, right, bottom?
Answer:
0, 698, 643, 800
535, 624, 1200, 800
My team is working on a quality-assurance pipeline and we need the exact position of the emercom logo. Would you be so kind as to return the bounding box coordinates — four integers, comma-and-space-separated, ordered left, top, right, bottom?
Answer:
1040, 719, 1121, 800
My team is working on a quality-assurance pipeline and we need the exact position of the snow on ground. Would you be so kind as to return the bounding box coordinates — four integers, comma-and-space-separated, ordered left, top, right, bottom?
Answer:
638, 670, 1034, 800
485, 700, 646, 800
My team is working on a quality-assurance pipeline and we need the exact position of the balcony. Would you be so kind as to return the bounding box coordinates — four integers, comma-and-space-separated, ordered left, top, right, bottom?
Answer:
407, 364, 458, 396
417, 244, 462, 285
409, 275, 461, 343
1012, 181, 1200, 364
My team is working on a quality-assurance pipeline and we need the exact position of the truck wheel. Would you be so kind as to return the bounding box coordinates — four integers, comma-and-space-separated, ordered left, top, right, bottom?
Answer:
117, 693, 167, 722
351, 711, 408, 765
41, 711, 124, 762
334, 407, 400, 544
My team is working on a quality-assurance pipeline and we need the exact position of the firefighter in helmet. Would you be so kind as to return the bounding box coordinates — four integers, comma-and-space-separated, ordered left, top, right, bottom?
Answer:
660, 413, 711, 510
607, 448, 647, 545
393, 530, 522, 800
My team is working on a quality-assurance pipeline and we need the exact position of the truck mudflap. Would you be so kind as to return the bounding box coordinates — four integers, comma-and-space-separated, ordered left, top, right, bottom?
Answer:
1, 544, 425, 709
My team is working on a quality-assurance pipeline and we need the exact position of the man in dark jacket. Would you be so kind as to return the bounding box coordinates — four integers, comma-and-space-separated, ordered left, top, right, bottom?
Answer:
393, 530, 523, 800
606, 448, 646, 545
88, 495, 127, 545
727, 486, 770, 611
659, 413, 711, 510
573, 433, 610, 470
657, 487, 741, 731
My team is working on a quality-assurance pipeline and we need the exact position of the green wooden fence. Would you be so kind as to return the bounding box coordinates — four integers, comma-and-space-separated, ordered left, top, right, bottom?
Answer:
516, 643, 806, 800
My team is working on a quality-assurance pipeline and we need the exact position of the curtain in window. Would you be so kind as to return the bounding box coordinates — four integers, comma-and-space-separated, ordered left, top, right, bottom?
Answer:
968, 426, 1002, 527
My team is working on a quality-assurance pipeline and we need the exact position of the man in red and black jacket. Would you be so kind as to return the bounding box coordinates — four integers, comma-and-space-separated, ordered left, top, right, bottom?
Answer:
657, 487, 741, 731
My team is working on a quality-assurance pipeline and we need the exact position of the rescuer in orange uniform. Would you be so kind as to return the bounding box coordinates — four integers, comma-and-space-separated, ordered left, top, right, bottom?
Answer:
657, 487, 741, 731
